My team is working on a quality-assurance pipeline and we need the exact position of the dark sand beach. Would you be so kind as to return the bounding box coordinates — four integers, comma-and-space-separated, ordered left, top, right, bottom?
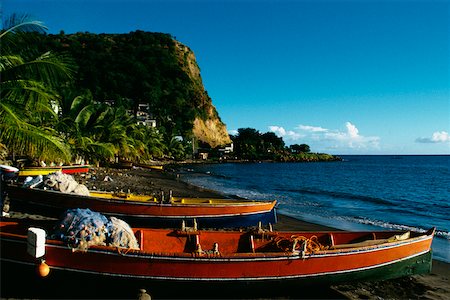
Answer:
2, 166, 449, 299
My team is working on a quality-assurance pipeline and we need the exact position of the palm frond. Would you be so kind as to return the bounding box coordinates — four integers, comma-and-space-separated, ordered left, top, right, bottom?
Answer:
1, 51, 75, 86
75, 104, 97, 128
0, 13, 47, 38
0, 122, 70, 162
0, 54, 25, 71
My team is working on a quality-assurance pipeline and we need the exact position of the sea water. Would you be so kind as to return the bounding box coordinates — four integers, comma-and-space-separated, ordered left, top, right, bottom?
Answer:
179, 155, 450, 262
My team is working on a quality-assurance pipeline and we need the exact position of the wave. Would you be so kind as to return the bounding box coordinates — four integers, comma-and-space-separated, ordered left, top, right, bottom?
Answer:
278, 187, 395, 206
349, 217, 450, 240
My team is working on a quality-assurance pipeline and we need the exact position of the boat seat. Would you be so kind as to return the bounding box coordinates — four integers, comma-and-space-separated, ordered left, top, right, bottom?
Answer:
134, 230, 144, 251
327, 233, 335, 247
329, 232, 411, 250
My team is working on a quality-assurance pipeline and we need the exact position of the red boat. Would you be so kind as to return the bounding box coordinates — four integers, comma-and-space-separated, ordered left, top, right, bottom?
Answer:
60, 164, 90, 174
5, 184, 278, 228
18, 165, 90, 176
0, 219, 434, 298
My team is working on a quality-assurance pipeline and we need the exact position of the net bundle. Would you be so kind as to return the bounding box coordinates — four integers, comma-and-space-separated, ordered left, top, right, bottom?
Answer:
44, 171, 90, 196
52, 208, 139, 251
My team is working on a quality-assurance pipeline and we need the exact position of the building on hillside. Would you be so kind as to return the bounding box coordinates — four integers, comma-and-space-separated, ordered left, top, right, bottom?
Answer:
104, 99, 115, 106
136, 103, 157, 128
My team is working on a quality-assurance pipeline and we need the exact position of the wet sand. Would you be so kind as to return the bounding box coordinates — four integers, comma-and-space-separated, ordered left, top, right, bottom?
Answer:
2, 166, 449, 299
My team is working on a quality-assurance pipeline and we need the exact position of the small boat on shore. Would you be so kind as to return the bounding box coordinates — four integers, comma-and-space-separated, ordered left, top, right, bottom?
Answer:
5, 184, 277, 228
134, 162, 164, 170
0, 219, 434, 298
18, 165, 90, 176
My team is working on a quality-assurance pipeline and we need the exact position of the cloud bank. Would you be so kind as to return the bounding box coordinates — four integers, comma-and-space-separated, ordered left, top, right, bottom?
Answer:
268, 126, 302, 140
416, 131, 450, 143
268, 122, 380, 152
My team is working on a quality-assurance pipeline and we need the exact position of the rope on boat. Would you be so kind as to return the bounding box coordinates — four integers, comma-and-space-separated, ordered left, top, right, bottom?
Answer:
273, 235, 329, 253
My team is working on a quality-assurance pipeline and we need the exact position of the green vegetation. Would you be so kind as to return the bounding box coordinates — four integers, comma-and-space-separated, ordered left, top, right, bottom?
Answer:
229, 128, 341, 162
1, 14, 195, 165
0, 14, 74, 162
34, 30, 208, 140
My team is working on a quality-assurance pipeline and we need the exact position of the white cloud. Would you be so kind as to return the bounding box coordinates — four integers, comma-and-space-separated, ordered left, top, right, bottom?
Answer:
324, 122, 380, 149
228, 129, 238, 136
269, 126, 286, 136
297, 125, 328, 132
345, 122, 359, 138
416, 131, 450, 143
268, 122, 380, 151
268, 126, 302, 140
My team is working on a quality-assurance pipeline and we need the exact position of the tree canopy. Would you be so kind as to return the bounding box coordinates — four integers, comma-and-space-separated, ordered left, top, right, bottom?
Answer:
230, 128, 340, 162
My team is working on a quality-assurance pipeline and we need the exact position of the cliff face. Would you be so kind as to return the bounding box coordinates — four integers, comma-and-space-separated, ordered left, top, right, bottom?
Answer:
175, 42, 231, 147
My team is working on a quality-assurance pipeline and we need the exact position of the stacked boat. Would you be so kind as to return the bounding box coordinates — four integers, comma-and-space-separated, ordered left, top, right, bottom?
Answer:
0, 166, 436, 298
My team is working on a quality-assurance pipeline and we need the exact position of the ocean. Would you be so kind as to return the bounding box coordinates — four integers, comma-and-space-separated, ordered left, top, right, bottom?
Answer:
179, 155, 450, 262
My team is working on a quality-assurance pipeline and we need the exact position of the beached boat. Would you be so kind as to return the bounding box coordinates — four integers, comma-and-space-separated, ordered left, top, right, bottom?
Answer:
18, 165, 90, 176
18, 167, 62, 176
134, 162, 164, 170
111, 159, 133, 169
5, 184, 277, 227
0, 219, 434, 298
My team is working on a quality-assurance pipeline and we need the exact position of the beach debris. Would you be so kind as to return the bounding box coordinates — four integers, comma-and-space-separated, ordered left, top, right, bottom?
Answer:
104, 175, 113, 182
23, 175, 44, 189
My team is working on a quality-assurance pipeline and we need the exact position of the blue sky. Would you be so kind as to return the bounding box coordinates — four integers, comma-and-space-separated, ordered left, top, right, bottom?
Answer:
3, 0, 449, 154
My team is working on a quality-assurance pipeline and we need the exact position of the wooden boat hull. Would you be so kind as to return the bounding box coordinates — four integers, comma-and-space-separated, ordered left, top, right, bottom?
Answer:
0, 252, 432, 299
59, 165, 90, 174
5, 185, 277, 228
135, 163, 164, 170
18, 165, 90, 176
18, 168, 62, 176
0, 221, 433, 298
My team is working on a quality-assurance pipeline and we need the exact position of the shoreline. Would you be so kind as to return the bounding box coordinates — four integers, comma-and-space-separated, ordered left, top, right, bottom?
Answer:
3, 166, 449, 299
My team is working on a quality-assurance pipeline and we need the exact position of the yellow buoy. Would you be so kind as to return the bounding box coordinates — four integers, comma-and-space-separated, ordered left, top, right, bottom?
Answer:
38, 260, 50, 277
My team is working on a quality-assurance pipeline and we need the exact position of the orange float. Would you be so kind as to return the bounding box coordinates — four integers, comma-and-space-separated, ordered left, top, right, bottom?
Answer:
38, 260, 50, 277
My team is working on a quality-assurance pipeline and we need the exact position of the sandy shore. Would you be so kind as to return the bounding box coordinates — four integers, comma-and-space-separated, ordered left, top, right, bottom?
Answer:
3, 166, 449, 299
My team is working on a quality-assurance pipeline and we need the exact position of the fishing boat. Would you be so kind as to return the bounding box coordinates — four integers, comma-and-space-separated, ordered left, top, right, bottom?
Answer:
18, 165, 90, 176
111, 159, 133, 169
18, 167, 62, 176
59, 164, 90, 174
5, 184, 277, 228
0, 219, 434, 298
134, 162, 164, 170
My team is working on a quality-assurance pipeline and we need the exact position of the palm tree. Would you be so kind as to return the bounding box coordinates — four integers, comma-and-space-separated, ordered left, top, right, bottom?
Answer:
56, 91, 116, 164
143, 127, 166, 159
0, 14, 74, 162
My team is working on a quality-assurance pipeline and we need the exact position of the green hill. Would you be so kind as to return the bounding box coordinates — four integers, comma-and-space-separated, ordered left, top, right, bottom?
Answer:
40, 30, 231, 148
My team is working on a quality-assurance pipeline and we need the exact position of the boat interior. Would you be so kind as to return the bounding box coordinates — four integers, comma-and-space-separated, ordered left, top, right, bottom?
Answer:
0, 220, 432, 257
131, 226, 430, 256
81, 191, 273, 205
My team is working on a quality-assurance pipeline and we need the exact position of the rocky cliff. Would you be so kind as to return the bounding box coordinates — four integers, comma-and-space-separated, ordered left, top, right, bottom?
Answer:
174, 42, 231, 147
